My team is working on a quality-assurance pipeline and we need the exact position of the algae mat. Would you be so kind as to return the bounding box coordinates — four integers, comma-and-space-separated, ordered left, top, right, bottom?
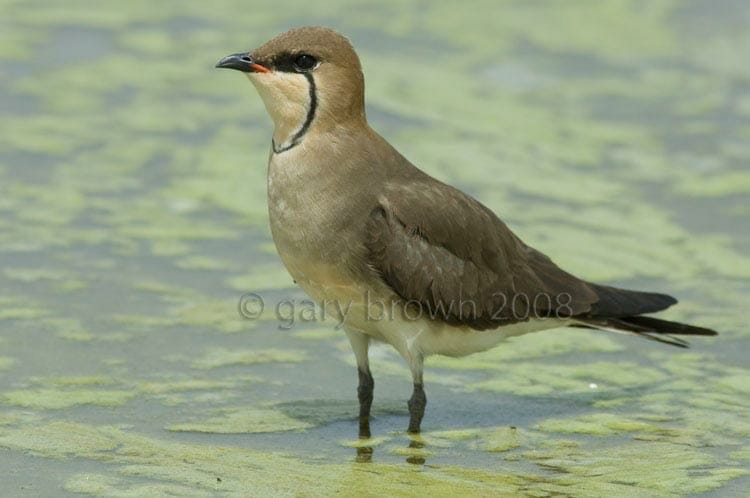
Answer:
1, 0, 749, 496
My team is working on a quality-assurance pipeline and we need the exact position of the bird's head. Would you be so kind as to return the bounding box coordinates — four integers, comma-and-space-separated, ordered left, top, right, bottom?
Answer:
217, 26, 365, 150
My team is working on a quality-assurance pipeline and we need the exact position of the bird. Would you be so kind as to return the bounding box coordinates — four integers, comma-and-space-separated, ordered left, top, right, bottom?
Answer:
216, 26, 718, 436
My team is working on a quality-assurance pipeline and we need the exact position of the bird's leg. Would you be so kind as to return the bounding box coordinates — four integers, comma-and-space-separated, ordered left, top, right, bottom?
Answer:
407, 355, 426, 434
357, 368, 374, 438
355, 364, 375, 462
407, 383, 427, 433
345, 329, 373, 438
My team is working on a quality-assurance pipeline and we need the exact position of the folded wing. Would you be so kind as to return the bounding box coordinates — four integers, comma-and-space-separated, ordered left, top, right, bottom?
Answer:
366, 178, 607, 329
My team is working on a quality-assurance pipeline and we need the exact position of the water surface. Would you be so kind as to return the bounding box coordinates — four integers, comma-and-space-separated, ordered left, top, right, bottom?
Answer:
1, 1, 749, 496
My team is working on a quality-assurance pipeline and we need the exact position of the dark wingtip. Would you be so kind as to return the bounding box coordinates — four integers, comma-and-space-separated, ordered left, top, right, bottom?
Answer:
701, 329, 718, 336
663, 294, 679, 307
589, 284, 679, 317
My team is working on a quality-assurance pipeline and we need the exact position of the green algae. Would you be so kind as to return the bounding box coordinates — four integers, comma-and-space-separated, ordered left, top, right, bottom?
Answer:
717, 373, 750, 395
31, 376, 117, 387
0, 421, 546, 496
171, 300, 251, 334
168, 407, 314, 434
64, 473, 207, 498
3, 267, 72, 283
168, 400, 375, 434
523, 440, 749, 496
291, 327, 342, 340
430, 426, 528, 453
2, 389, 136, 409
174, 255, 233, 271
339, 436, 391, 448
148, 239, 192, 257
535, 413, 673, 436
420, 411, 750, 495
109, 313, 168, 330
163, 127, 270, 221
0, 411, 42, 426
48, 317, 131, 342
389, 443, 434, 459
225, 264, 296, 292
470, 361, 666, 396
0, 306, 49, 321
0, 422, 121, 458
0, 0, 749, 495
130, 279, 200, 299
137, 379, 236, 395
1, 395, 748, 496
475, 427, 525, 453
191, 348, 306, 370
129, 376, 256, 407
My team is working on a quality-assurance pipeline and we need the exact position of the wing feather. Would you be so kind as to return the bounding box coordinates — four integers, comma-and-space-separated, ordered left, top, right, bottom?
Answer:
366, 179, 599, 329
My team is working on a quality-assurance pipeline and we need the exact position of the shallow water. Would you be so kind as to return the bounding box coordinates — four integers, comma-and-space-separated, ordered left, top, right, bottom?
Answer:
1, 0, 749, 496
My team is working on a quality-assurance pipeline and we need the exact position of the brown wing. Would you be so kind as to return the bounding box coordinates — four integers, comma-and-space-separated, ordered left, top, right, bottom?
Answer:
365, 177, 601, 330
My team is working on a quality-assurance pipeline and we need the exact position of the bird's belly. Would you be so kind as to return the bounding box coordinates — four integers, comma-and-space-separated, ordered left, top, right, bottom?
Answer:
374, 314, 569, 358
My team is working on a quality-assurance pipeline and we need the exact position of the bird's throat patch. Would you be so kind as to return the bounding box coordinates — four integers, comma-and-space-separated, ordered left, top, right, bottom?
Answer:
271, 73, 317, 154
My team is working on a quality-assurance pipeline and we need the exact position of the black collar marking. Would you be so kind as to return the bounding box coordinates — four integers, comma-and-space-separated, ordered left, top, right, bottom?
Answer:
272, 73, 317, 154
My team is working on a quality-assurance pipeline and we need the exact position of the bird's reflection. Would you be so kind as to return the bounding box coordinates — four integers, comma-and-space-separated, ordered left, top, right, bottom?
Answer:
355, 416, 374, 462
353, 416, 429, 465
404, 438, 426, 465
355, 443, 373, 463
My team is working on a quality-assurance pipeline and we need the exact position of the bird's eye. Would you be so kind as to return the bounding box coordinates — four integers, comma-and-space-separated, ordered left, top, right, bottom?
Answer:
293, 54, 318, 71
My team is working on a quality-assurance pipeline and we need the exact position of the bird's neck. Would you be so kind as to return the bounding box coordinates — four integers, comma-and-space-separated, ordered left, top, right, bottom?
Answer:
272, 114, 371, 157
272, 120, 304, 152
266, 99, 316, 153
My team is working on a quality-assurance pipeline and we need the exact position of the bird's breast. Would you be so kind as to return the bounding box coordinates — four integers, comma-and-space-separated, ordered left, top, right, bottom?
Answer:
266, 148, 374, 304
267, 150, 348, 249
